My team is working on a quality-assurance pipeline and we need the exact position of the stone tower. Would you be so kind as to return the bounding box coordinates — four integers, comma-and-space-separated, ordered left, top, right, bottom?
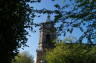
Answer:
36, 16, 56, 63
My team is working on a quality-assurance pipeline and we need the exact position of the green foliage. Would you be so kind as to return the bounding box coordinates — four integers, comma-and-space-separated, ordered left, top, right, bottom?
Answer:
1, 0, 95, 62
54, 4, 60, 9
53, 0, 96, 44
12, 52, 34, 63
45, 43, 96, 63
0, 0, 40, 63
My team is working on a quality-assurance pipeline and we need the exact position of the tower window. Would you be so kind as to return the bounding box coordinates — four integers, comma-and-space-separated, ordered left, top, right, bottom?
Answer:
46, 34, 50, 42
45, 34, 51, 48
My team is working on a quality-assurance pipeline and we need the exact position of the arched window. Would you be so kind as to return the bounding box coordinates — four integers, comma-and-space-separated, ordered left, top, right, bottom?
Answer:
46, 34, 50, 42
44, 34, 51, 48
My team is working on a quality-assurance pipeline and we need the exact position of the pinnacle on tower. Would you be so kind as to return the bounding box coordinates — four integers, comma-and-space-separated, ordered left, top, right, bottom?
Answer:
46, 14, 51, 22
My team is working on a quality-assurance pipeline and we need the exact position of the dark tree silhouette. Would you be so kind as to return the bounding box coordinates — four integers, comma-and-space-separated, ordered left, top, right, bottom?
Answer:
0, 0, 40, 63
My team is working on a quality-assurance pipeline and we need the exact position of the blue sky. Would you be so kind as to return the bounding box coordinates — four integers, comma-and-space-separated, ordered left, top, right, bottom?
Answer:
20, 0, 64, 59
19, 0, 83, 62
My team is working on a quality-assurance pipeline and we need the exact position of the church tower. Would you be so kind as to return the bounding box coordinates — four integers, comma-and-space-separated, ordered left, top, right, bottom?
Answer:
36, 15, 56, 63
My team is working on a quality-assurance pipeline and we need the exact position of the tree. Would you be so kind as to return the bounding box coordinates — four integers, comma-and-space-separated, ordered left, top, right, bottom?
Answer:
0, 0, 40, 63
12, 52, 34, 63
45, 42, 96, 63
52, 0, 96, 44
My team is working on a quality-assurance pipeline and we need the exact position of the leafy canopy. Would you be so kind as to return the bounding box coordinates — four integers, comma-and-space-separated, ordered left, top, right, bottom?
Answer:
0, 0, 40, 63
50, 0, 96, 44
45, 43, 96, 63
12, 52, 34, 63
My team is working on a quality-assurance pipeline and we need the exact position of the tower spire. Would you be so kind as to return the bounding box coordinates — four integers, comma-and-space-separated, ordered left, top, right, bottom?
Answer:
36, 15, 56, 63
46, 14, 50, 22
